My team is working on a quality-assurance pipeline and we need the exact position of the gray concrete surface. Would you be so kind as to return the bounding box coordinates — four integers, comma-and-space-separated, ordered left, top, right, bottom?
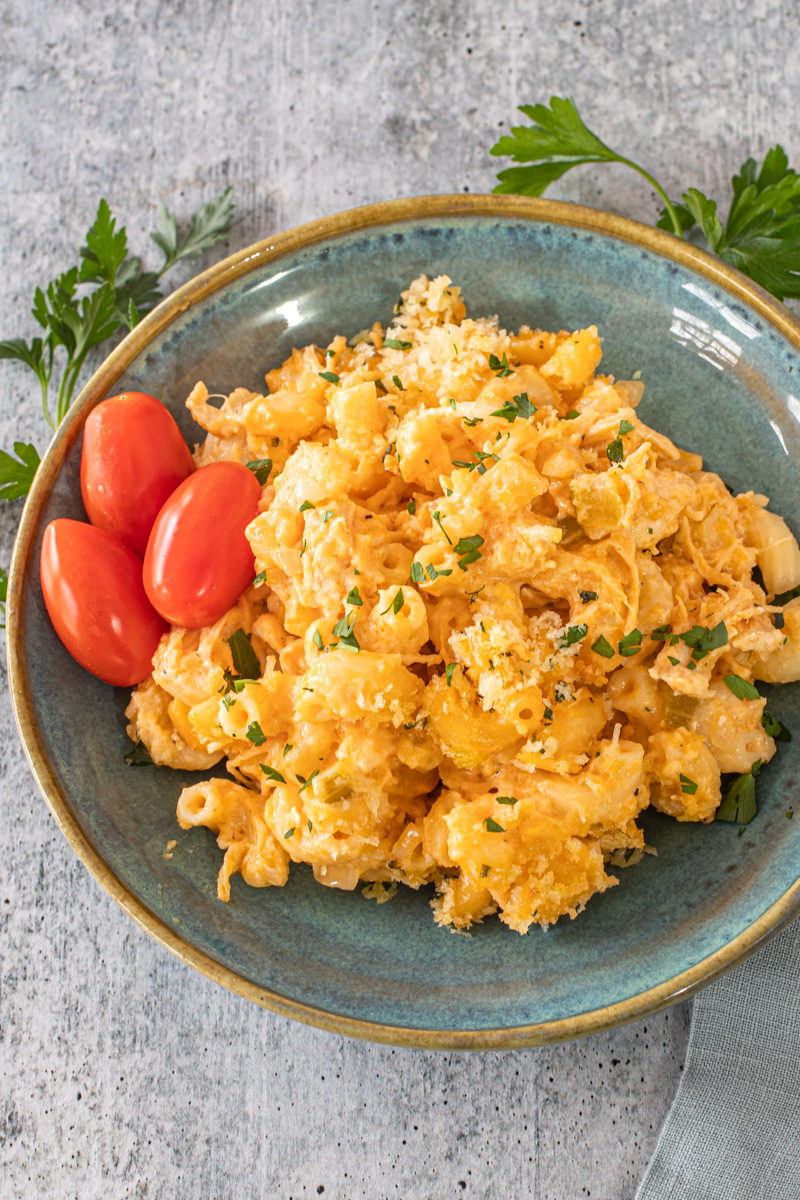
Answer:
0, 1, 797, 1196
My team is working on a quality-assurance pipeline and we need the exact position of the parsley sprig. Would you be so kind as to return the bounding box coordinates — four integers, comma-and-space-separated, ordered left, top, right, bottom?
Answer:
0, 188, 235, 501
491, 96, 800, 301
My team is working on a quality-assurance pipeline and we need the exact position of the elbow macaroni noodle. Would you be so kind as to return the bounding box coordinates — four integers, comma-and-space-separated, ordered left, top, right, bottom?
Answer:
126, 274, 800, 934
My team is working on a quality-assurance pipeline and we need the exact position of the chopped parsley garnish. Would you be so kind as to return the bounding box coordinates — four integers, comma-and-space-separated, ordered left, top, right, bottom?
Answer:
565, 409, 580, 419
606, 435, 624, 463
299, 499, 315, 512
724, 676, 762, 700
773, 584, 800, 605
124, 740, 155, 767
300, 538, 307, 557
284, 827, 296, 839
496, 796, 518, 805
723, 674, 760, 701
445, 662, 457, 686
346, 586, 363, 606
679, 774, 698, 795
488, 352, 514, 378
451, 450, 499, 474
457, 549, 482, 570
467, 586, 485, 603
651, 624, 671, 641
484, 817, 505, 832
252, 570, 267, 587
260, 765, 286, 784
298, 769, 319, 794
332, 611, 360, 653
592, 635, 615, 659
375, 378, 387, 394
716, 759, 762, 825
308, 819, 313, 832
322, 509, 335, 523
312, 629, 324, 651
679, 621, 728, 661
382, 589, 405, 616
283, 743, 293, 756
454, 535, 484, 555
384, 337, 412, 350
232, 679, 256, 692
392, 374, 405, 390
668, 655, 680, 666
432, 510, 452, 544
245, 721, 267, 746
463, 416, 483, 426
246, 457, 273, 485
558, 623, 588, 648
326, 348, 335, 357
318, 370, 340, 384
543, 706, 553, 722
226, 629, 261, 680
425, 562, 452, 580
579, 590, 598, 603
491, 391, 535, 423
407, 499, 416, 515
410, 562, 426, 584
762, 711, 792, 741
618, 418, 635, 435
618, 629, 643, 657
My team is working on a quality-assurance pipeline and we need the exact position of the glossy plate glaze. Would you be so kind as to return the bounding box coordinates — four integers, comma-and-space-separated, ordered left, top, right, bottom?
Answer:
8, 196, 800, 1048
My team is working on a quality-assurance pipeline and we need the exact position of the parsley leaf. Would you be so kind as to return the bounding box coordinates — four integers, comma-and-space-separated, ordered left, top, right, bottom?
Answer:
618, 629, 643, 657
679, 774, 698, 795
579, 590, 598, 603
260, 765, 286, 784
723, 674, 761, 701
410, 562, 426, 584
346, 586, 363, 606
246, 458, 272, 485
592, 635, 615, 659
484, 817, 505, 833
558, 623, 588, 648
124, 740, 155, 767
319, 371, 340, 384
606, 435, 624, 463
392, 374, 404, 390
383, 337, 412, 350
454, 535, 484, 555
150, 187, 235, 274
245, 721, 267, 746
445, 662, 457, 686
716, 759, 762, 825
0, 442, 41, 501
432, 510, 452, 544
496, 796, 518, 805
488, 352, 514, 378
491, 391, 535, 423
762, 711, 792, 741
226, 629, 261, 680
407, 499, 416, 515
382, 589, 405, 616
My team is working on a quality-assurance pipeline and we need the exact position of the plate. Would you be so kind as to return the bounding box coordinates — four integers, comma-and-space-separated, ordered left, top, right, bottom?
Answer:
8, 195, 800, 1048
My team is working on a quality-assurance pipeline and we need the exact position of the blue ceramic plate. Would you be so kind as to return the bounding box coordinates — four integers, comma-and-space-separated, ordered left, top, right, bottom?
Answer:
8, 196, 800, 1048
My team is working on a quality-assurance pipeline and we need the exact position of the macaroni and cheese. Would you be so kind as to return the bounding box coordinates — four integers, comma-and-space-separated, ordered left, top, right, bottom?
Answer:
126, 274, 800, 933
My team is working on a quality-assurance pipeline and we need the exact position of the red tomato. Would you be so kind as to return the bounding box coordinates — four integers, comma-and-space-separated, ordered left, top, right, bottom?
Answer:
81, 391, 194, 557
40, 519, 168, 686
143, 461, 262, 628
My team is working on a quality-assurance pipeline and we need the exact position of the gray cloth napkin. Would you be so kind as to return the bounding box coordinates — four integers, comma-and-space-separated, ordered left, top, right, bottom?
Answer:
636, 915, 800, 1200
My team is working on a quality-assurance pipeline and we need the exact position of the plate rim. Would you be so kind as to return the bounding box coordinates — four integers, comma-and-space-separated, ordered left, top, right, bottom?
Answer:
8, 192, 800, 1049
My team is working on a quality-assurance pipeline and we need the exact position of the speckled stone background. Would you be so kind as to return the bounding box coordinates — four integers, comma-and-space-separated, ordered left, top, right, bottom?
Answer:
0, 2, 797, 1197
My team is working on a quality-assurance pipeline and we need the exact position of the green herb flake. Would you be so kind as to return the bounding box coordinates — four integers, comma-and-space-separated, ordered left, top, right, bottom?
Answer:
260, 765, 286, 784
384, 337, 412, 350
484, 817, 505, 833
579, 590, 598, 603
606, 435, 624, 464
496, 796, 518, 805
283, 743, 293, 757
226, 629, 261, 680
543, 706, 553, 722
246, 457, 273, 485
445, 662, 457, 686
432, 510, 452, 544
558, 623, 588, 649
124, 740, 155, 767
346, 586, 363, 607
322, 509, 335, 523
618, 629, 643, 657
298, 769, 319, 794
565, 409, 580, 419
245, 721, 267, 746
618, 418, 635, 435
762, 711, 792, 741
650, 624, 672, 641
716, 759, 762, 825
467, 586, 485, 603
319, 370, 340, 384
592, 635, 615, 659
679, 774, 698, 795
407, 499, 416, 515
680, 621, 728, 661
382, 589, 405, 616
723, 674, 760, 701
457, 549, 482, 570
299, 499, 316, 513
491, 391, 535, 423
392, 374, 405, 391
488, 352, 514, 378
284, 827, 296, 839
410, 562, 426, 584
312, 629, 324, 651
252, 570, 267, 587
668, 655, 680, 666
463, 416, 483, 426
